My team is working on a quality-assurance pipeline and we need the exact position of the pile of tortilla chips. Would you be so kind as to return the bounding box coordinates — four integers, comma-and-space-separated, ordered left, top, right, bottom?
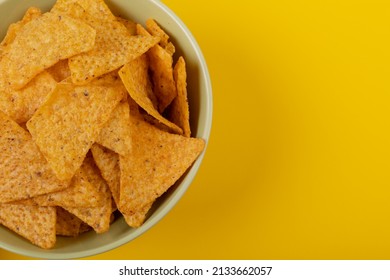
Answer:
0, 0, 205, 249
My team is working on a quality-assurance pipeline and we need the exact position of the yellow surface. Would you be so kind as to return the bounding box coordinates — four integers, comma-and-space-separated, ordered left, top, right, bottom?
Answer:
2, 0, 390, 259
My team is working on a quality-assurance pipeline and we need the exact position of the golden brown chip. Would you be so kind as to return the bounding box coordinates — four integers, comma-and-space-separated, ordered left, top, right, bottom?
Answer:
122, 202, 153, 228
0, 12, 96, 90
0, 7, 42, 59
26, 83, 123, 181
0, 71, 57, 124
79, 222, 93, 234
56, 207, 82, 237
118, 111, 205, 219
91, 143, 150, 227
119, 55, 183, 135
136, 24, 177, 112
145, 18, 175, 56
148, 45, 177, 113
96, 99, 132, 155
33, 156, 106, 208
0, 111, 69, 203
66, 7, 160, 84
116, 17, 137, 35
46, 59, 71, 82
52, 0, 115, 20
0, 204, 56, 249
63, 174, 112, 234
91, 144, 120, 203
167, 56, 191, 137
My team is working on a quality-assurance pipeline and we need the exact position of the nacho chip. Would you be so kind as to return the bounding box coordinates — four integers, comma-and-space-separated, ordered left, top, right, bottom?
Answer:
119, 55, 183, 135
0, 111, 69, 203
79, 222, 93, 234
56, 207, 83, 237
118, 112, 205, 218
91, 143, 151, 227
0, 204, 56, 249
122, 202, 153, 228
63, 175, 112, 234
78, 0, 116, 21
68, 8, 160, 85
33, 156, 106, 208
96, 98, 132, 155
47, 59, 71, 82
91, 144, 120, 204
148, 45, 177, 113
0, 7, 42, 59
117, 17, 137, 35
167, 56, 191, 137
0, 71, 57, 124
0, 12, 96, 90
145, 18, 175, 56
53, 0, 115, 21
26, 83, 123, 181
136, 24, 177, 112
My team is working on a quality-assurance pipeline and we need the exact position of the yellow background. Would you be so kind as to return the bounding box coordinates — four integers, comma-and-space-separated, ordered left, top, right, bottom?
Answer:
2, 0, 390, 259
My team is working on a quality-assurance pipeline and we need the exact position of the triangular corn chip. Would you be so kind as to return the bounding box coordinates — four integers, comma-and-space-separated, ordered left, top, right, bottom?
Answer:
33, 156, 106, 208
96, 98, 132, 156
66, 6, 159, 84
91, 144, 147, 227
119, 55, 183, 135
0, 12, 96, 90
26, 83, 123, 181
146, 18, 175, 56
90, 144, 120, 204
56, 207, 83, 237
0, 71, 57, 124
0, 204, 56, 249
0, 111, 69, 203
52, 0, 115, 21
136, 24, 177, 113
117, 17, 137, 35
167, 56, 191, 137
0, 7, 42, 59
63, 175, 112, 233
118, 111, 205, 217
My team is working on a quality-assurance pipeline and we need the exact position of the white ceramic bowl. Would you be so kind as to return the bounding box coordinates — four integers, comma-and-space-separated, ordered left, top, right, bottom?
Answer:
0, 0, 212, 259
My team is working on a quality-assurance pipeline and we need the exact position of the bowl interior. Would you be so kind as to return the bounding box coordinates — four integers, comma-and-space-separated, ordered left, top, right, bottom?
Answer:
0, 0, 212, 259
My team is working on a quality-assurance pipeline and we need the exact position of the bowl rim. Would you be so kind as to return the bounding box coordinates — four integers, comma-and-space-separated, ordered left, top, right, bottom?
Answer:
0, 0, 213, 259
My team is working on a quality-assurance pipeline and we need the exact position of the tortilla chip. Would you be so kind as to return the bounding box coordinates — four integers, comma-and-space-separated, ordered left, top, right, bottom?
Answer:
53, 0, 115, 19
145, 18, 175, 56
167, 56, 191, 137
0, 12, 96, 90
78, 0, 116, 21
0, 111, 69, 203
91, 144, 120, 204
148, 45, 177, 113
33, 156, 106, 208
0, 204, 56, 249
96, 98, 132, 155
117, 17, 137, 35
0, 71, 57, 124
67, 7, 160, 85
119, 55, 183, 135
79, 222, 92, 234
26, 83, 123, 181
47, 59, 71, 82
56, 207, 82, 237
0, 7, 42, 59
91, 143, 151, 227
136, 24, 176, 112
118, 111, 205, 218
63, 174, 112, 234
